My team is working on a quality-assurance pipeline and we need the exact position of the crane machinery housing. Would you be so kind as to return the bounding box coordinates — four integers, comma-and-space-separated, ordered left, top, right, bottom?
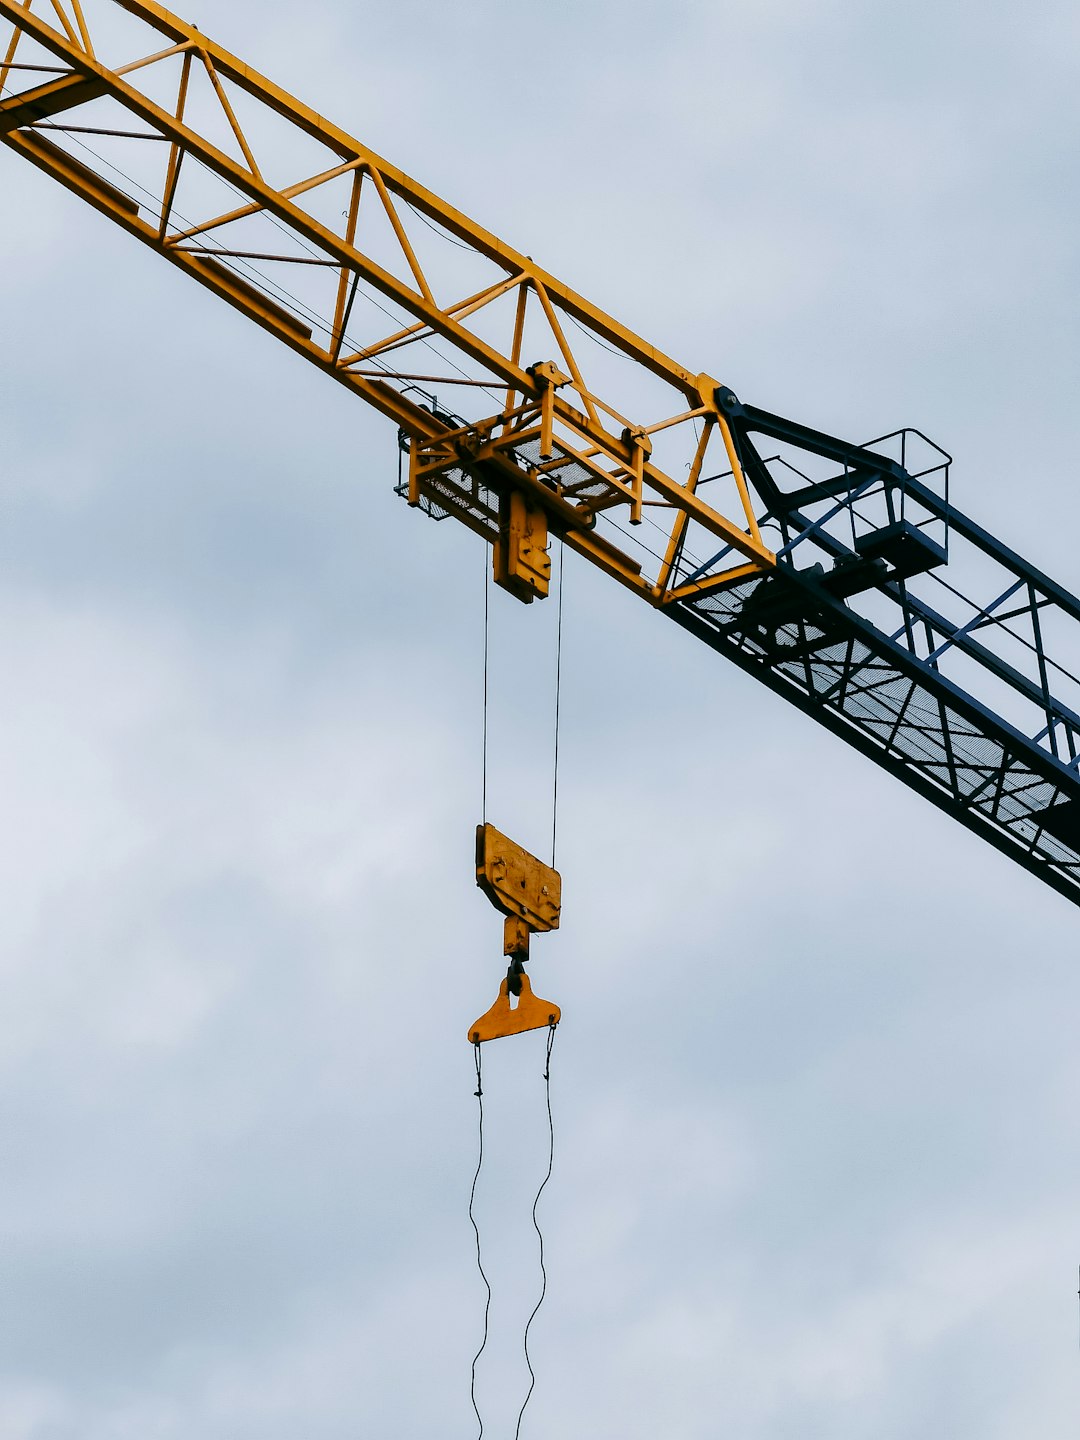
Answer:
3, 0, 1080, 920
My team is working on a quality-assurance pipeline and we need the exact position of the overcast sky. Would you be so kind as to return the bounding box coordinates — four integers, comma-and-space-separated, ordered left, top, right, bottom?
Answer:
2, 2, 1080, 1437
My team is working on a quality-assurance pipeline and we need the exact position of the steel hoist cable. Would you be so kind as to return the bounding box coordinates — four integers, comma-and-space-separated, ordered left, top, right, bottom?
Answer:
481, 541, 564, 847
482, 552, 490, 827
551, 546, 564, 870
468, 1026, 558, 1440
516, 1023, 557, 1439
468, 1044, 492, 1437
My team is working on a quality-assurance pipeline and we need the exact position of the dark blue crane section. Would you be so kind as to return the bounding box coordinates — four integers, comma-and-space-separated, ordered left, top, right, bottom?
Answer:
670, 391, 1080, 907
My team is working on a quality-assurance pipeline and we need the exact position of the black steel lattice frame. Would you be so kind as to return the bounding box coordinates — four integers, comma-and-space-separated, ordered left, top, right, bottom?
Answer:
666, 397, 1080, 909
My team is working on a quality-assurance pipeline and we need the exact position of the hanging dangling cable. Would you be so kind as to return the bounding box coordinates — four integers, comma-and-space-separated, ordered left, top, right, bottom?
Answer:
468, 1043, 491, 1439
515, 1023, 558, 1440
551, 546, 565, 869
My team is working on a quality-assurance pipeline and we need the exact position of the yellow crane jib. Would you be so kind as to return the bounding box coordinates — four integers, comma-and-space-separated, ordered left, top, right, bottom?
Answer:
0, 0, 776, 622
469, 824, 561, 1043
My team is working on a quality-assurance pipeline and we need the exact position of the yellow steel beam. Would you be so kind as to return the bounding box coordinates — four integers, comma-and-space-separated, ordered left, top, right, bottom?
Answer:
0, 70, 105, 132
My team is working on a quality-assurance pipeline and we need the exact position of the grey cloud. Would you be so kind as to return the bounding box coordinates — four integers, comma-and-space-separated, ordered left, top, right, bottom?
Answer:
1, 1, 1079, 1436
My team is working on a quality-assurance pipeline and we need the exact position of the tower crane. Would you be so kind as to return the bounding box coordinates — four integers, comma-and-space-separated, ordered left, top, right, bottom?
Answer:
3, 0, 1080, 922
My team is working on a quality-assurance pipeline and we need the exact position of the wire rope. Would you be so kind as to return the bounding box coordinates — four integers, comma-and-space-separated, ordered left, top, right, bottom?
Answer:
402, 195, 477, 252
551, 545, 564, 868
482, 550, 490, 825
564, 304, 632, 361
515, 1023, 557, 1440
468, 1043, 492, 1439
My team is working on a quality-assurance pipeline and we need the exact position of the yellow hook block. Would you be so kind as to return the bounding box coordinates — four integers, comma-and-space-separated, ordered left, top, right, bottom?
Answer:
468, 974, 560, 1045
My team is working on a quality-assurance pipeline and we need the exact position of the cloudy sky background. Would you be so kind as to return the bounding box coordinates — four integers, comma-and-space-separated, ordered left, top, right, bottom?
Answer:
1, 1, 1080, 1435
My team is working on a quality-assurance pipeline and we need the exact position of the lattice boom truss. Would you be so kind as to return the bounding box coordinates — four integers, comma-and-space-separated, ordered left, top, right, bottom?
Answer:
4, 0, 1080, 906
